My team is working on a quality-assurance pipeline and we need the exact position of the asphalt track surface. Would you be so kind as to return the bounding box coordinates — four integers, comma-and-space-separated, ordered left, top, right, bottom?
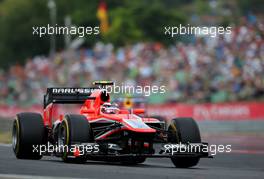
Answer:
0, 144, 263, 179
1, 121, 264, 178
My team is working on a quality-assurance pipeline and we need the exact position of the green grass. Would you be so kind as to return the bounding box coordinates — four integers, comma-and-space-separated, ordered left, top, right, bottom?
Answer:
0, 131, 12, 144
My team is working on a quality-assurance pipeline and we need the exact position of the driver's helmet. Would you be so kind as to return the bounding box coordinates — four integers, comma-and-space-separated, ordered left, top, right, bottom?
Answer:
101, 102, 119, 114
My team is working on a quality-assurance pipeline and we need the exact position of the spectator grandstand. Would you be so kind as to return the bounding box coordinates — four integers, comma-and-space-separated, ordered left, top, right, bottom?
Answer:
0, 16, 263, 106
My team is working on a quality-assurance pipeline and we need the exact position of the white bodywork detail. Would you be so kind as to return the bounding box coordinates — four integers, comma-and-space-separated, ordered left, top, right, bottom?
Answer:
123, 115, 151, 129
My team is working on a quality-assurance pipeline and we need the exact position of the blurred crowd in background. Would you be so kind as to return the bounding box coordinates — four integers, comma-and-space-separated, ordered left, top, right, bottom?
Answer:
0, 16, 263, 106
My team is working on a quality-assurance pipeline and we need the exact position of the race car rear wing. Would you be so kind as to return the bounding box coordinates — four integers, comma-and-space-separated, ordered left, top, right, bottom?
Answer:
44, 87, 98, 108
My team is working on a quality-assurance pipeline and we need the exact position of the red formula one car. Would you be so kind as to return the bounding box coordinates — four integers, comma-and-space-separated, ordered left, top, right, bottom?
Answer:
12, 82, 211, 168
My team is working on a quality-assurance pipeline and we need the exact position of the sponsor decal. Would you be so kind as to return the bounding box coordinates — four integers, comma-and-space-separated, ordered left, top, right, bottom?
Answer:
52, 88, 95, 94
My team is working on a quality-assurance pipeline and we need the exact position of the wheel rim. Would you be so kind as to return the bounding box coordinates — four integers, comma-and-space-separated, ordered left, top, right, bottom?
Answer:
58, 124, 66, 146
12, 121, 18, 152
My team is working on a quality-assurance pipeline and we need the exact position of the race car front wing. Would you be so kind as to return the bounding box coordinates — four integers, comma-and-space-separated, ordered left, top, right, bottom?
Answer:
60, 142, 213, 159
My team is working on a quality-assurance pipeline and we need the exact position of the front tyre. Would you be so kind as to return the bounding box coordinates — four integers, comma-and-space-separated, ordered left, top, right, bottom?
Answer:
12, 113, 45, 159
58, 114, 93, 163
168, 118, 201, 168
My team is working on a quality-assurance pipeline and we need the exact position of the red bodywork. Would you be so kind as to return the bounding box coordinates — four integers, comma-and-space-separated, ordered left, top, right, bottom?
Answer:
43, 89, 159, 140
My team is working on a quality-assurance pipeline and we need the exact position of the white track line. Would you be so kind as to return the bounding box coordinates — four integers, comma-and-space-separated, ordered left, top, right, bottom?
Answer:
0, 174, 92, 179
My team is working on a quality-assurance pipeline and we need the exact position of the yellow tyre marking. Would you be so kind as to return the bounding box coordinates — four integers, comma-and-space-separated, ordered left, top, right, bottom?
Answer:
14, 117, 20, 154
171, 123, 177, 131
62, 118, 70, 160
170, 122, 180, 143
64, 118, 70, 145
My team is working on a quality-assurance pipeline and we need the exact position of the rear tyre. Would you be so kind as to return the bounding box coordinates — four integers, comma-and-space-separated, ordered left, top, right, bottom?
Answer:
58, 114, 93, 163
168, 118, 201, 168
12, 113, 45, 159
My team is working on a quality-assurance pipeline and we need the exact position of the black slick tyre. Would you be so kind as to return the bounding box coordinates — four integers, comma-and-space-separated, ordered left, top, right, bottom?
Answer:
12, 112, 45, 159
167, 118, 201, 168
58, 114, 93, 163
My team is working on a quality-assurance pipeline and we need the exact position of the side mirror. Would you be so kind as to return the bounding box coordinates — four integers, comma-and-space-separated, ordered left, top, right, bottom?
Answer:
133, 108, 145, 114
